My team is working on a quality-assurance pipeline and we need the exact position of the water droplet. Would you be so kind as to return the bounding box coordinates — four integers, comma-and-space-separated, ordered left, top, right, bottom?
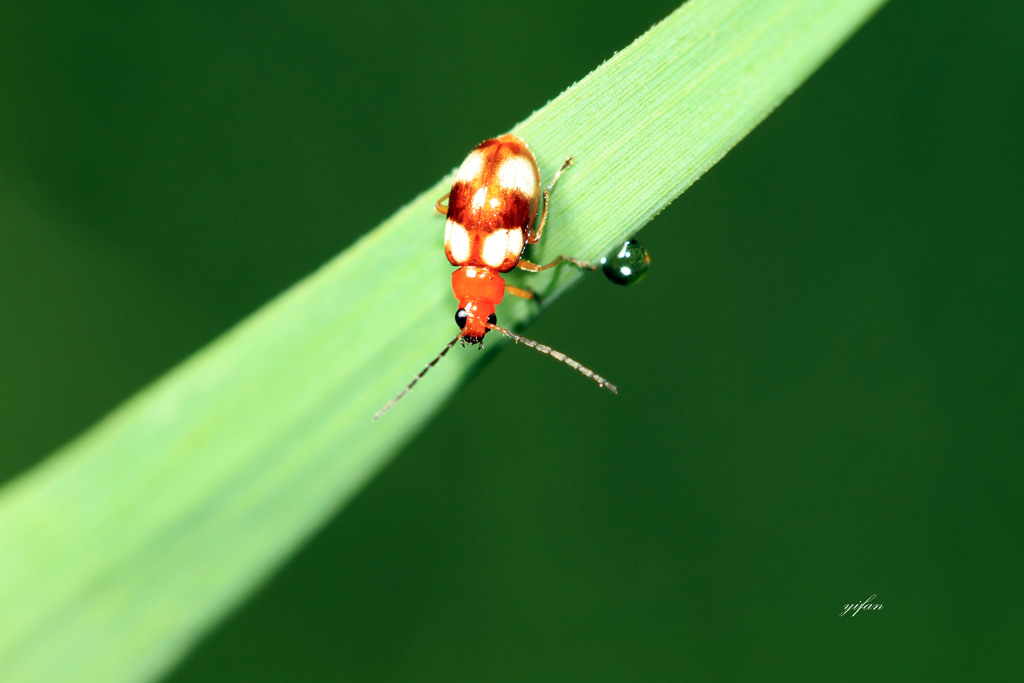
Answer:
600, 238, 650, 285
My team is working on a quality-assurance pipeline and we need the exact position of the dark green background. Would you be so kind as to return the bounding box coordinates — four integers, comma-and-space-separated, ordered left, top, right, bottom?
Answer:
2, 1, 1022, 680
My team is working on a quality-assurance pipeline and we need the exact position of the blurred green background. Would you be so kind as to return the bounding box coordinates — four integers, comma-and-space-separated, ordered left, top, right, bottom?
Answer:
2, 1, 1022, 680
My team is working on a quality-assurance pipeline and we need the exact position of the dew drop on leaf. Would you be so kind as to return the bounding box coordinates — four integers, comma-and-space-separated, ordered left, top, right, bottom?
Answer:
600, 238, 650, 285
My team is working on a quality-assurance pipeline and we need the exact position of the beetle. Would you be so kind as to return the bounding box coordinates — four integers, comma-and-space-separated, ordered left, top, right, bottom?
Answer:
375, 134, 616, 419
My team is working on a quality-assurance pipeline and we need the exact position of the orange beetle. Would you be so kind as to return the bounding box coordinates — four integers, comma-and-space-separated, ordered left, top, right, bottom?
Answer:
375, 134, 615, 419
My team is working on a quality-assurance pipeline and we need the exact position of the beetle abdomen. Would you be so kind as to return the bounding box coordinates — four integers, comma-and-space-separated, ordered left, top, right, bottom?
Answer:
444, 134, 540, 272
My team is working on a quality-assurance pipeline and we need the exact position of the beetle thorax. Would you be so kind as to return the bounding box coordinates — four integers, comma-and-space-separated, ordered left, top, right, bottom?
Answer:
452, 266, 505, 342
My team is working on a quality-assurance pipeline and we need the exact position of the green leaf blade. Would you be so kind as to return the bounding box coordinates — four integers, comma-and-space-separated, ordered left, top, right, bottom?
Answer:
0, 1, 886, 680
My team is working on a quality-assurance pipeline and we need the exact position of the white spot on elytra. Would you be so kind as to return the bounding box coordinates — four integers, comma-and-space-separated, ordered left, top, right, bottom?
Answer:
482, 229, 511, 268
497, 156, 537, 197
456, 150, 486, 183
447, 220, 471, 263
507, 229, 524, 258
472, 186, 487, 211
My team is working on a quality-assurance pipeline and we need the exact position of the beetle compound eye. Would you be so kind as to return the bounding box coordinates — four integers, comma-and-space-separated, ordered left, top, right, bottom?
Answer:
601, 238, 650, 285
487, 313, 497, 326
455, 309, 468, 328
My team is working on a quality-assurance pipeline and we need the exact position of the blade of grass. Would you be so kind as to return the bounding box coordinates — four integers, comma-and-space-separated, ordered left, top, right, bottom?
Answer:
0, 0, 885, 680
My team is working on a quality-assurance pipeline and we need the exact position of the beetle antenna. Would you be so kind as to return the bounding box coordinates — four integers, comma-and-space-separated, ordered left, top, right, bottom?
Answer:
374, 332, 462, 420
486, 323, 618, 394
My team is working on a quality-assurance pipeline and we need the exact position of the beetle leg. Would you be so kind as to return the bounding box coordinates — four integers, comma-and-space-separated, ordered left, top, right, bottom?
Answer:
434, 192, 450, 215
505, 285, 537, 299
517, 255, 596, 272
526, 157, 573, 244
